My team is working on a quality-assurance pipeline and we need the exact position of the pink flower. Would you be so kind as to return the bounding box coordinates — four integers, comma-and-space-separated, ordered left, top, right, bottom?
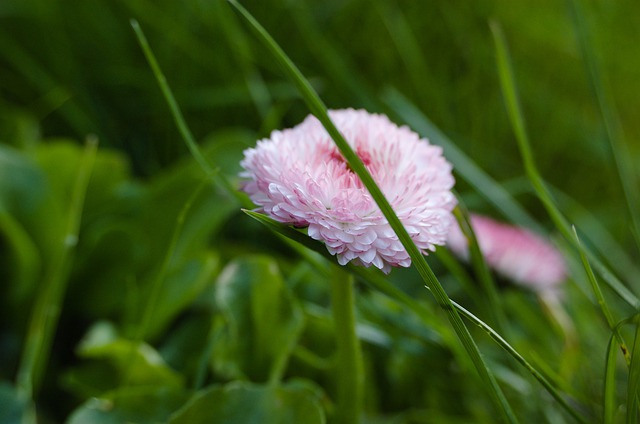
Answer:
240, 109, 457, 273
446, 214, 567, 292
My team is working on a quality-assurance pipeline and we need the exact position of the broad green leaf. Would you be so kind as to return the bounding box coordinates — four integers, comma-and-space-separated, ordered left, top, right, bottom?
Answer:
168, 381, 325, 424
0, 381, 36, 424
212, 256, 304, 383
31, 140, 131, 220
0, 145, 48, 215
0, 145, 54, 300
0, 109, 40, 150
66, 386, 190, 424
200, 128, 255, 177
0, 211, 40, 301
74, 321, 183, 390
144, 252, 220, 339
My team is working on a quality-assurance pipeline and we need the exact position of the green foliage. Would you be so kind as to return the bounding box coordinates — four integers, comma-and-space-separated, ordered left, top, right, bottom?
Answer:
169, 382, 325, 424
212, 256, 304, 382
1, 0, 639, 422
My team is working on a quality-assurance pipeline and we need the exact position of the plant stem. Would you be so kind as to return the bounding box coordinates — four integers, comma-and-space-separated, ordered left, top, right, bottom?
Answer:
16, 136, 98, 399
330, 265, 363, 424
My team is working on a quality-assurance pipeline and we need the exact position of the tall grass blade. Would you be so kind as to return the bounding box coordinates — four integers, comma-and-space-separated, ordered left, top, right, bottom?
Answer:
567, 0, 640, 253
17, 136, 98, 399
573, 227, 630, 365
382, 88, 542, 233
454, 205, 506, 332
131, 20, 213, 175
550, 185, 640, 285
131, 19, 250, 208
0, 33, 97, 139
227, 2, 517, 421
489, 21, 639, 310
628, 318, 640, 423
287, 3, 379, 110
603, 334, 619, 424
245, 209, 589, 422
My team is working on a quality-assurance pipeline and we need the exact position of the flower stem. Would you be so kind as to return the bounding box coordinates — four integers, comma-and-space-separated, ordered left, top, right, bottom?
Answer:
330, 265, 363, 424
16, 136, 98, 399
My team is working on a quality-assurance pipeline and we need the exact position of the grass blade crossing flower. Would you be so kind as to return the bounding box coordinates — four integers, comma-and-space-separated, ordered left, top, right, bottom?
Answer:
447, 213, 567, 294
240, 109, 457, 274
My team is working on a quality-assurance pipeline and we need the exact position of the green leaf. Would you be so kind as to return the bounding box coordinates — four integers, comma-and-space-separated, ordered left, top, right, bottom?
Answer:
75, 321, 184, 390
31, 140, 131, 219
168, 382, 325, 424
603, 334, 619, 424
0, 381, 36, 424
200, 128, 255, 177
66, 386, 190, 424
242, 210, 328, 257
627, 317, 640, 423
212, 256, 304, 383
0, 145, 52, 300
144, 252, 220, 339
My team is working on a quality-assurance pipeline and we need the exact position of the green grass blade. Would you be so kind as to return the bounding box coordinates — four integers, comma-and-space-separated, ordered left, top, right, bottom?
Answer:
550, 184, 640, 285
382, 88, 542, 233
573, 227, 630, 365
489, 21, 639, 310
210, 0, 272, 118
17, 136, 98, 398
247, 203, 589, 423
568, 0, 640, 253
453, 205, 506, 332
130, 20, 213, 175
242, 209, 331, 257
287, 4, 379, 110
603, 334, 619, 424
131, 19, 250, 209
227, 3, 523, 421
628, 318, 640, 423
0, 33, 97, 139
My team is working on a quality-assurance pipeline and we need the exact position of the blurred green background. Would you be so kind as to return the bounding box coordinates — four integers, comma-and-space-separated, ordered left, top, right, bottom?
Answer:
1, 0, 639, 422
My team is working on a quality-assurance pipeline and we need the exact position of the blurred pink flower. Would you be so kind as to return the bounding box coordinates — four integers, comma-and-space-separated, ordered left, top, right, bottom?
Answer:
446, 214, 567, 292
240, 109, 457, 273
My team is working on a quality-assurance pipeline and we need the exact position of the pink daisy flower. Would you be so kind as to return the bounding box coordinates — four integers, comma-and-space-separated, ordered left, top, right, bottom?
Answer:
446, 214, 567, 292
240, 109, 457, 273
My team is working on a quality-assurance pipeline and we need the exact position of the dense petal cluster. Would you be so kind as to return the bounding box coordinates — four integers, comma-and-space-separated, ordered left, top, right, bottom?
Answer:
446, 214, 567, 292
240, 109, 457, 273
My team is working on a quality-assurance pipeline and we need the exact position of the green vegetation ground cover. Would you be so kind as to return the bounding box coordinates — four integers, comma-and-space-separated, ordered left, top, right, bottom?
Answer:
1, 0, 639, 422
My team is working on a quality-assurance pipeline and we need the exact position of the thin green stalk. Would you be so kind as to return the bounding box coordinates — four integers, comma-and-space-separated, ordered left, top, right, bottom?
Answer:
573, 227, 630, 365
454, 205, 506, 333
382, 87, 542, 233
567, 0, 640, 253
603, 333, 619, 424
16, 136, 98, 398
135, 177, 212, 343
131, 20, 213, 175
131, 19, 250, 209
330, 266, 364, 424
194, 319, 219, 390
549, 183, 640, 286
489, 21, 639, 311
210, 0, 272, 118
227, 2, 517, 421
628, 317, 640, 423
245, 201, 589, 423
